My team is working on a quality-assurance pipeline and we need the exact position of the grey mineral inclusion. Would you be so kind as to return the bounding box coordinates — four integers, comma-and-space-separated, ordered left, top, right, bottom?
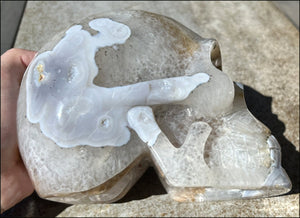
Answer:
17, 10, 291, 204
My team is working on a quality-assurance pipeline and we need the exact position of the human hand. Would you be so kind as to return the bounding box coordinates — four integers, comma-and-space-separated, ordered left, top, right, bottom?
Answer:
1, 48, 37, 213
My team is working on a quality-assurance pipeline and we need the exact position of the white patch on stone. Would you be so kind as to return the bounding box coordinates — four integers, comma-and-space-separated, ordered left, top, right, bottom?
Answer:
26, 18, 210, 148
127, 106, 161, 146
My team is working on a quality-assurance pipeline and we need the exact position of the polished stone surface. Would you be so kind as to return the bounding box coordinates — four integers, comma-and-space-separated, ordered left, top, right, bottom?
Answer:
13, 1, 299, 217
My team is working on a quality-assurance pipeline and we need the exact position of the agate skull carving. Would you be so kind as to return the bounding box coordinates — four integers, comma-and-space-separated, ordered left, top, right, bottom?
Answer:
17, 10, 291, 203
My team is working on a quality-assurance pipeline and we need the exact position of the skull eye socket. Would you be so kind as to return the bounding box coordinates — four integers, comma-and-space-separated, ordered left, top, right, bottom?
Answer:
210, 41, 222, 70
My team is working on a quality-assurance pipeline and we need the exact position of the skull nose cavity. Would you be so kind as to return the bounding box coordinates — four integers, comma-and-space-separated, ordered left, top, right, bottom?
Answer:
210, 41, 222, 70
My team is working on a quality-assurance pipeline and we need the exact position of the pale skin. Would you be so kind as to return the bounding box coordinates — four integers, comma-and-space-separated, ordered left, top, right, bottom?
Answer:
1, 48, 36, 213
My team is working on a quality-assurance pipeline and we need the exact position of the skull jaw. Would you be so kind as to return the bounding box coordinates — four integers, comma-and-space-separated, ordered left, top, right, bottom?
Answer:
149, 83, 292, 202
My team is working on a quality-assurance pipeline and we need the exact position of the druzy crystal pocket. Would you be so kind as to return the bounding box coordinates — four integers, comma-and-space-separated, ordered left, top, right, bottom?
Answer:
17, 10, 291, 204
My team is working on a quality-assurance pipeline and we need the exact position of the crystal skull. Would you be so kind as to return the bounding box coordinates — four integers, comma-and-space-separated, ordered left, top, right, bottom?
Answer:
17, 10, 291, 204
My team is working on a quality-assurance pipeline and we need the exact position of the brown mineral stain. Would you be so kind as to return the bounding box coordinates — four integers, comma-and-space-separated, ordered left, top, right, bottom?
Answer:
39, 73, 45, 82
144, 11, 200, 56
172, 187, 206, 202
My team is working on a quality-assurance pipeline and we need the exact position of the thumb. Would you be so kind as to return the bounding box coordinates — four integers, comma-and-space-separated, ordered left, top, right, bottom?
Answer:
20, 49, 37, 68
1, 48, 37, 86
